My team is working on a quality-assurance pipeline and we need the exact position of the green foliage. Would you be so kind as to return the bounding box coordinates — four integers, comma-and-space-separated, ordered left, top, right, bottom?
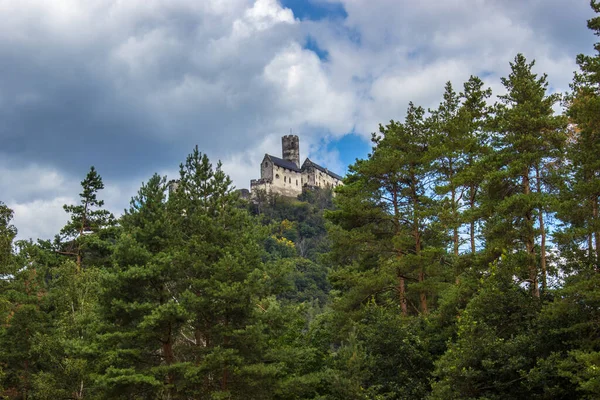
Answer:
430, 267, 541, 399
485, 54, 566, 295
58, 166, 117, 271
328, 102, 451, 318
557, 1, 600, 272
0, 202, 17, 267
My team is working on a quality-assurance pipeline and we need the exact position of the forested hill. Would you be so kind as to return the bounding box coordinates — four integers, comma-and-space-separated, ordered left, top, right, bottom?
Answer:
1, 3, 600, 399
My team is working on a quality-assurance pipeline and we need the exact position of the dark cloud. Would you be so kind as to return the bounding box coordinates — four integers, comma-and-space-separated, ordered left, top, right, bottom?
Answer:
0, 0, 307, 184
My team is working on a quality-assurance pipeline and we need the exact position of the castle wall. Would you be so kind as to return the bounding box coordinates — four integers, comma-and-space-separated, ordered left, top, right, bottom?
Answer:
316, 170, 342, 189
252, 163, 303, 198
302, 167, 316, 187
270, 164, 302, 197
303, 167, 342, 190
261, 157, 273, 181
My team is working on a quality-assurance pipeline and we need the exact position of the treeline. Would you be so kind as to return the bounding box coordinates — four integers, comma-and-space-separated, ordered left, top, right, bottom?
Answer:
1, 2, 600, 399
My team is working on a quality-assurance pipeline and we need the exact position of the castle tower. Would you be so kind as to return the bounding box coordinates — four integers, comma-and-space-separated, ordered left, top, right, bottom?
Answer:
282, 135, 300, 168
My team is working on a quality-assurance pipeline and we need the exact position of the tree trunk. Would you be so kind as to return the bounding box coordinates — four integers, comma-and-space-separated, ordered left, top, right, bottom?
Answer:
23, 359, 28, 400
418, 271, 427, 314
453, 226, 459, 257
222, 320, 229, 392
523, 171, 539, 297
76, 202, 88, 273
589, 233, 594, 265
415, 213, 427, 314
412, 181, 427, 314
470, 220, 476, 254
162, 340, 175, 379
452, 185, 459, 258
393, 185, 407, 315
450, 161, 459, 258
470, 185, 477, 254
593, 196, 599, 270
453, 184, 459, 284
535, 166, 547, 293
538, 212, 547, 292
162, 324, 176, 399
398, 275, 407, 316
194, 328, 211, 392
74, 380, 84, 400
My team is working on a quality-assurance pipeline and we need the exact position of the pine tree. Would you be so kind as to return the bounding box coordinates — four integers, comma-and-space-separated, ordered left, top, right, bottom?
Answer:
558, 0, 600, 271
430, 266, 541, 399
328, 103, 446, 316
0, 240, 55, 399
30, 167, 117, 398
454, 76, 493, 256
490, 54, 566, 296
168, 146, 269, 398
95, 173, 187, 398
0, 202, 17, 267
59, 166, 115, 271
429, 78, 493, 283
430, 82, 464, 259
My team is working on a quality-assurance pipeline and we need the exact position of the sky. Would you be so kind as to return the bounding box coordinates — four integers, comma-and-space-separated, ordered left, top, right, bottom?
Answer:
0, 0, 597, 241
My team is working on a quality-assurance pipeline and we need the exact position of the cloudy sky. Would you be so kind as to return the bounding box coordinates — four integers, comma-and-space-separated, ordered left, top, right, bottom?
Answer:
0, 0, 596, 240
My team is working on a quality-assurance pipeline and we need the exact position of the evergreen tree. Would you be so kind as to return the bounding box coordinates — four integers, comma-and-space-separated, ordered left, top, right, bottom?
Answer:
0, 239, 55, 399
430, 265, 541, 399
94, 174, 187, 399
29, 168, 118, 399
454, 76, 493, 255
430, 82, 465, 259
167, 146, 270, 398
0, 202, 17, 267
558, 0, 600, 271
59, 166, 115, 271
429, 78, 492, 282
489, 54, 565, 296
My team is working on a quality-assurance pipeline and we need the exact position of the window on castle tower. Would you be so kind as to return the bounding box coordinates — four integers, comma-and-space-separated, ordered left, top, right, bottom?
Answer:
284, 176, 287, 183
276, 174, 280, 179
296, 179, 298, 186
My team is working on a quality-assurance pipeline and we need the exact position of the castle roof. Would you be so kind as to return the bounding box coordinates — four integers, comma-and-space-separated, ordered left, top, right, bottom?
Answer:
265, 154, 301, 172
302, 158, 343, 180
263, 153, 343, 180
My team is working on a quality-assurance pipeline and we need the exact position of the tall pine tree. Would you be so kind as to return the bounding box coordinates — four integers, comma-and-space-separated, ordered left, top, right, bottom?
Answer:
490, 54, 565, 296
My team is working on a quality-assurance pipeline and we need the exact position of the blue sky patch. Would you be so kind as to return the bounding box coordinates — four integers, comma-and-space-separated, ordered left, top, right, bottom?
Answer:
327, 133, 371, 172
281, 0, 347, 21
304, 35, 329, 61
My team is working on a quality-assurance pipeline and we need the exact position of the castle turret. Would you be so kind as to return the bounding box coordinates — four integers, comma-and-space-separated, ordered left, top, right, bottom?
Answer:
282, 135, 300, 168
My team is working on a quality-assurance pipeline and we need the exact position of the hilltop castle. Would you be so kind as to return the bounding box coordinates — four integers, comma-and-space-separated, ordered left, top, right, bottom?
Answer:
250, 135, 343, 198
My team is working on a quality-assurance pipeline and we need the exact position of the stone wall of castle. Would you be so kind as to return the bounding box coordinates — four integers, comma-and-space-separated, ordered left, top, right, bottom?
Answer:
302, 165, 342, 190
271, 164, 303, 197
260, 158, 274, 181
252, 163, 303, 198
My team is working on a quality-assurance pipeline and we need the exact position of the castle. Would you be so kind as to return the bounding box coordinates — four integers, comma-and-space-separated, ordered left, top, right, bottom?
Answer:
250, 135, 343, 198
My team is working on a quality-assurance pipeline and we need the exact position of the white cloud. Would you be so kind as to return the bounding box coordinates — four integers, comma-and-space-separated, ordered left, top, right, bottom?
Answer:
0, 161, 141, 241
262, 42, 355, 134
9, 197, 74, 241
